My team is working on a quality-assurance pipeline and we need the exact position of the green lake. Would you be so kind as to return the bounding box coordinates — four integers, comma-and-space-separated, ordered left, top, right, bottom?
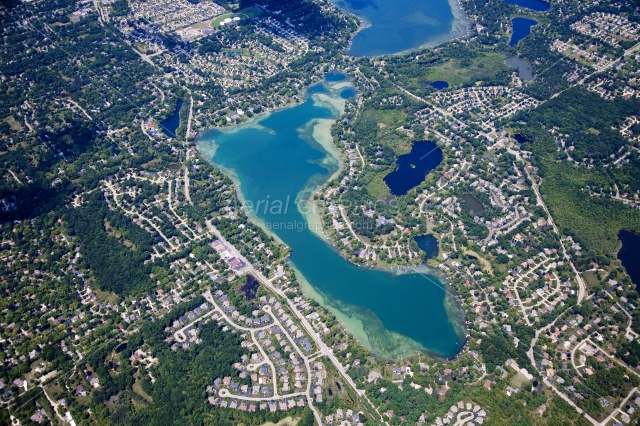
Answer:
196, 76, 467, 359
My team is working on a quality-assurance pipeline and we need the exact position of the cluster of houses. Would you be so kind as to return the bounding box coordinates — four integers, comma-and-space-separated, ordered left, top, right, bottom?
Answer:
571, 12, 640, 46
551, 40, 616, 72
256, 17, 309, 52
422, 401, 487, 426
321, 409, 362, 424
129, 0, 225, 32
191, 48, 283, 89
427, 87, 539, 122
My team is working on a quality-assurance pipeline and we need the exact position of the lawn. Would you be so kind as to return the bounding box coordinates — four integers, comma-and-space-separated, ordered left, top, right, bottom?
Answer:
4, 115, 23, 131
211, 7, 261, 28
364, 171, 392, 200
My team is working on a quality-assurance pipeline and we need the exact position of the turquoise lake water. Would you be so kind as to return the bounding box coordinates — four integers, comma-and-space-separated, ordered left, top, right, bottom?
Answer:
331, 0, 468, 56
196, 78, 466, 359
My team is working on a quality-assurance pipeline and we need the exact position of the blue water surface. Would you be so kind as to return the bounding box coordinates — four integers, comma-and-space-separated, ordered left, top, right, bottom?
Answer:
331, 0, 461, 56
429, 81, 449, 90
618, 230, 640, 292
505, 0, 550, 11
414, 234, 439, 260
160, 100, 183, 138
340, 89, 357, 99
384, 141, 443, 196
510, 17, 537, 46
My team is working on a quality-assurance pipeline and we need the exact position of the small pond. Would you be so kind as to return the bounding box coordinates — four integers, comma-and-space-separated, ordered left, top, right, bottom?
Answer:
384, 140, 443, 196
618, 230, 640, 291
462, 194, 485, 213
160, 100, 183, 138
429, 81, 449, 90
510, 18, 537, 46
506, 56, 533, 81
115, 343, 128, 354
414, 234, 439, 261
504, 0, 550, 11
514, 134, 529, 144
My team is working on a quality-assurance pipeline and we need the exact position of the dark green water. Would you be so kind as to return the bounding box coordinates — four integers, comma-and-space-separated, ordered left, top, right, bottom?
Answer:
463, 193, 485, 213
414, 234, 439, 260
196, 79, 466, 359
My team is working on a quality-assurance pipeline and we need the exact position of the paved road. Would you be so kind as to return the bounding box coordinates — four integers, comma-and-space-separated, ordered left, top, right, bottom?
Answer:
204, 219, 388, 424
202, 291, 318, 420
525, 169, 587, 304
186, 94, 194, 140
184, 166, 193, 205
104, 180, 179, 251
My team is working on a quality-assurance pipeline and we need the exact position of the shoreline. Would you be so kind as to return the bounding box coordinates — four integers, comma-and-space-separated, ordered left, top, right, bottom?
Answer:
195, 75, 468, 361
334, 0, 471, 58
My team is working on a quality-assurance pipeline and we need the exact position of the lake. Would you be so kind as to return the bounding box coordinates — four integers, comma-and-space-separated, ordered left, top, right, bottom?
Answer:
462, 194, 485, 213
414, 234, 439, 261
618, 230, 640, 292
506, 56, 534, 81
504, 0, 550, 11
510, 17, 537, 46
429, 81, 450, 90
383, 140, 443, 196
160, 100, 183, 139
331, 0, 469, 57
196, 77, 466, 359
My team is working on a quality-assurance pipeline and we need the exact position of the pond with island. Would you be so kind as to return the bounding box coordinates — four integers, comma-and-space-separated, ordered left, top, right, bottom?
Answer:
506, 56, 534, 81
383, 141, 443, 197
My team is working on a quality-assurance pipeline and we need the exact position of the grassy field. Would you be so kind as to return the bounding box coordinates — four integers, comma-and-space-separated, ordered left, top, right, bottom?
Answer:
94, 288, 118, 306
394, 51, 513, 96
4, 115, 23, 131
211, 7, 261, 28
423, 52, 511, 87
132, 379, 153, 402
259, 416, 300, 426
463, 249, 494, 275
364, 171, 392, 200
